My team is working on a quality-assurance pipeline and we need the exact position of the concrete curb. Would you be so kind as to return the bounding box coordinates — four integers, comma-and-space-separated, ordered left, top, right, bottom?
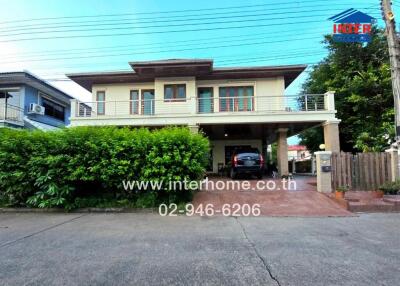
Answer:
0, 207, 158, 213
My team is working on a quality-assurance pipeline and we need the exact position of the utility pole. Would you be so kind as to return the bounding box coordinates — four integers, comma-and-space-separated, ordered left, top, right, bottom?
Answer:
381, 0, 400, 144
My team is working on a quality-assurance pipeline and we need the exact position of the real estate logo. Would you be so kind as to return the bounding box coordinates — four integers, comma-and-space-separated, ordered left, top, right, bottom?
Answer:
328, 8, 376, 43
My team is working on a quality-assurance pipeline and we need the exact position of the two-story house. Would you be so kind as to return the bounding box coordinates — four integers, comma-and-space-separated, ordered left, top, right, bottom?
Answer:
67, 59, 340, 175
0, 71, 73, 130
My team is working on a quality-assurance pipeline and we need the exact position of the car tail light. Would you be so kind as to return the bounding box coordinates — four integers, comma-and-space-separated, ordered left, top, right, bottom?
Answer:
233, 155, 238, 167
259, 154, 264, 167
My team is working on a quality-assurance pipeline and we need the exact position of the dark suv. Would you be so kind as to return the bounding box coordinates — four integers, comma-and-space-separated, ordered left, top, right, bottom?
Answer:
229, 148, 264, 179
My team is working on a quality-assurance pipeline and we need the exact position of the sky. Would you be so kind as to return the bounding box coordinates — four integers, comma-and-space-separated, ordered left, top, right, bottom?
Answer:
0, 0, 396, 144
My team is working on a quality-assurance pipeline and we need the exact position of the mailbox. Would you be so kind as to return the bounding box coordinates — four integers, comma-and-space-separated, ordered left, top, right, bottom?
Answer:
320, 153, 332, 172
321, 165, 332, 172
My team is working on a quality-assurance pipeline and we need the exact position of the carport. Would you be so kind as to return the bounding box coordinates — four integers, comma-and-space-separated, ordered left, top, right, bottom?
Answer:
200, 121, 336, 176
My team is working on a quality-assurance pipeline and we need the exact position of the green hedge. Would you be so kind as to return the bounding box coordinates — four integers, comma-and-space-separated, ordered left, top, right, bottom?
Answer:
0, 126, 209, 209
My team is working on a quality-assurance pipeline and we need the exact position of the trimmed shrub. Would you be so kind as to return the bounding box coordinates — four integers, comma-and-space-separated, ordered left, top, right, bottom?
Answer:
0, 126, 209, 209
378, 180, 400, 195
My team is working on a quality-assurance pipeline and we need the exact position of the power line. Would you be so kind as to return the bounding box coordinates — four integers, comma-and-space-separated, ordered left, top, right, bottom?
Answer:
0, 5, 375, 34
0, 13, 332, 39
0, 35, 322, 65
1, 10, 381, 41
1, 26, 330, 59
0, 15, 360, 44
0, 29, 328, 63
2, 47, 327, 77
11, 60, 322, 82
18, 49, 328, 77
0, 0, 355, 25
217, 52, 326, 65
30, 47, 327, 76
0, 8, 349, 37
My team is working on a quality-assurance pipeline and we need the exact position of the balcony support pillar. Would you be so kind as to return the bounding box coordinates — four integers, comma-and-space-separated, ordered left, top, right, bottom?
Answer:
276, 128, 289, 177
323, 120, 340, 153
188, 124, 199, 133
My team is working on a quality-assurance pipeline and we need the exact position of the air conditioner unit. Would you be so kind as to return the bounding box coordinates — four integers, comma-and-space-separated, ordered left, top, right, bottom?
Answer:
28, 103, 45, 115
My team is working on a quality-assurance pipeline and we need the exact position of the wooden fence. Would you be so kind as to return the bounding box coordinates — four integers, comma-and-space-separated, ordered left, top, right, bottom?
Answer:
331, 152, 392, 191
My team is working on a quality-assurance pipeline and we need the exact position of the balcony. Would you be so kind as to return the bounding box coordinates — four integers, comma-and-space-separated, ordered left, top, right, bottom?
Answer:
70, 93, 336, 126
0, 104, 24, 126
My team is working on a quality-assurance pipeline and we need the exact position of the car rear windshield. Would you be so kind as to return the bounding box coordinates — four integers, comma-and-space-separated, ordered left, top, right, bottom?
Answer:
235, 148, 260, 154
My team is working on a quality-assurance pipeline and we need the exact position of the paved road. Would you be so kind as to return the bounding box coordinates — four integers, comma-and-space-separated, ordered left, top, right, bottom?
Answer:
0, 213, 399, 286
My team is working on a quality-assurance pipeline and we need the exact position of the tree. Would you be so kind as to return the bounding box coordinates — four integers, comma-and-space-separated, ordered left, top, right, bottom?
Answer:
299, 28, 395, 152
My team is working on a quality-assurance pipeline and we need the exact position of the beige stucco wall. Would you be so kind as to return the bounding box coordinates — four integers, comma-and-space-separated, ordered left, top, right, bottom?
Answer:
211, 139, 263, 173
90, 76, 285, 117
70, 77, 340, 128
154, 77, 195, 115
92, 82, 154, 116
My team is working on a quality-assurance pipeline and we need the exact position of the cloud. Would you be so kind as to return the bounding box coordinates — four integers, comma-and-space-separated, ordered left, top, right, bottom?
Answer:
0, 42, 91, 101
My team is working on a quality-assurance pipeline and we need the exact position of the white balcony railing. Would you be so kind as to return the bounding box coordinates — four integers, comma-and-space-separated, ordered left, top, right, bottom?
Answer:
72, 94, 330, 119
0, 104, 24, 123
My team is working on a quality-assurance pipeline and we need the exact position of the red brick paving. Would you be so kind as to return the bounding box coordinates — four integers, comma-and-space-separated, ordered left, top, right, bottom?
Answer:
193, 176, 353, 217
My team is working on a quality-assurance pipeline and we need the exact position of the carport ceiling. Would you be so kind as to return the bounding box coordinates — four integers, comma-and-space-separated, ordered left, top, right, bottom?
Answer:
200, 122, 322, 142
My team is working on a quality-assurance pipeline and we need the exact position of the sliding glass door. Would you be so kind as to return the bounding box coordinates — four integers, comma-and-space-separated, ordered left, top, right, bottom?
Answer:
141, 90, 155, 115
198, 87, 213, 113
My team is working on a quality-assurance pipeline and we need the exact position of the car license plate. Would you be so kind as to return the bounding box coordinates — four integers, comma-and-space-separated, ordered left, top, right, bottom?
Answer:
244, 160, 255, 166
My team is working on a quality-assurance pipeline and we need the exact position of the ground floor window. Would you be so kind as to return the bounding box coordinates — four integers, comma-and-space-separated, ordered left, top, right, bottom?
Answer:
219, 86, 254, 112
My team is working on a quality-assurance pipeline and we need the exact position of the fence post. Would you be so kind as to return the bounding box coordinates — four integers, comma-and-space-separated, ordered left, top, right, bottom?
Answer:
385, 148, 399, 182
315, 151, 333, 193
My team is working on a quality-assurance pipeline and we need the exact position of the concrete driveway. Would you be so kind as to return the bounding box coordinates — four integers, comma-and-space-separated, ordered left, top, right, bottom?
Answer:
0, 213, 399, 286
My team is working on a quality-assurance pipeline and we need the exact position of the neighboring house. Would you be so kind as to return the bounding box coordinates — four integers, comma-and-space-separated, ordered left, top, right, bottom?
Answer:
0, 71, 73, 130
67, 59, 340, 175
288, 145, 311, 161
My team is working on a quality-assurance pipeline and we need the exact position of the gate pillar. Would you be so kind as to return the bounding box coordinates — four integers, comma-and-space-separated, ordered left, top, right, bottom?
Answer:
315, 151, 333, 193
385, 148, 399, 182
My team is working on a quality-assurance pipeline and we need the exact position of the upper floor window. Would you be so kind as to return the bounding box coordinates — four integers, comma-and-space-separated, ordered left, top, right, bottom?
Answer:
130, 90, 139, 114
96, 91, 105, 115
219, 86, 254, 112
42, 98, 65, 121
164, 84, 186, 101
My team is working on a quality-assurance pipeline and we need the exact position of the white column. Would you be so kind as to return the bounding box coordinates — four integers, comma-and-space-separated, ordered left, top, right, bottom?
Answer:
385, 148, 399, 182
189, 96, 197, 115
324, 91, 336, 111
213, 86, 219, 113
323, 120, 341, 153
70, 99, 77, 118
276, 128, 289, 177
188, 124, 199, 133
